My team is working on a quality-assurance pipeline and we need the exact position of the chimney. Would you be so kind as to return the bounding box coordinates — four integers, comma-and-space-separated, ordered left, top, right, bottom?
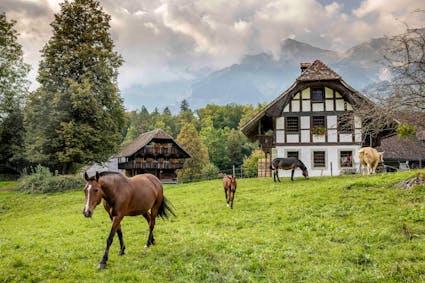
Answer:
300, 62, 311, 73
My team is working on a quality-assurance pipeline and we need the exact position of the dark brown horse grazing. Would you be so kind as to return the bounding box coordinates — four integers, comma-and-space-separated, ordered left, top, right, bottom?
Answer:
223, 175, 237, 209
82, 171, 175, 269
271, 157, 309, 182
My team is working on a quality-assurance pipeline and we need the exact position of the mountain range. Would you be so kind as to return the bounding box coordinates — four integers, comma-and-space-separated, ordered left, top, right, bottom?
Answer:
123, 37, 393, 112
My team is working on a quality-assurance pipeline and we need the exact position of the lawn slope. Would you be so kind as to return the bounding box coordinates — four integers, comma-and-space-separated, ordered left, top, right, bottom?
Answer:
1, 171, 425, 282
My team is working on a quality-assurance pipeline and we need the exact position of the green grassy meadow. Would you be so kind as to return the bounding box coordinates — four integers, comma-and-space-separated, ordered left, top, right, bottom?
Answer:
1, 171, 425, 282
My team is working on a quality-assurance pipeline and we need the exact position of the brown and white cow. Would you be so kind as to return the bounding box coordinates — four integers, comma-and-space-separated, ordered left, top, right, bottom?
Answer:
358, 147, 384, 175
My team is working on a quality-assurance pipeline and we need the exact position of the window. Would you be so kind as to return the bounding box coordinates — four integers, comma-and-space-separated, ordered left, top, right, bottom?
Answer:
313, 151, 326, 167
287, 151, 299, 159
312, 116, 326, 135
340, 151, 353, 167
311, 88, 324, 102
338, 114, 353, 133
312, 116, 325, 128
286, 117, 299, 133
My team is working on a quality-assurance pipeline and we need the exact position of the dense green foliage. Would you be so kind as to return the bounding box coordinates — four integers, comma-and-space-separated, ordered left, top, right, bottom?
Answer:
1, 171, 425, 282
397, 123, 417, 139
176, 123, 210, 182
15, 165, 83, 194
242, 149, 264, 177
122, 102, 257, 172
0, 13, 30, 175
24, 0, 125, 174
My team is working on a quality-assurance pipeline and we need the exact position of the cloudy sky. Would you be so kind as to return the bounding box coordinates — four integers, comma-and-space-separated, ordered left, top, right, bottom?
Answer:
2, 0, 425, 110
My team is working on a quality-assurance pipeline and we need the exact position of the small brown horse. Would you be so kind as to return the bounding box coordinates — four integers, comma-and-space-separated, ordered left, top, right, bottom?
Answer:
223, 175, 237, 209
271, 157, 309, 182
82, 171, 175, 269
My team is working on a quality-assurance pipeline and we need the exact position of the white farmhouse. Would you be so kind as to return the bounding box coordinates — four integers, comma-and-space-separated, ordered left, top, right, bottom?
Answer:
241, 60, 389, 177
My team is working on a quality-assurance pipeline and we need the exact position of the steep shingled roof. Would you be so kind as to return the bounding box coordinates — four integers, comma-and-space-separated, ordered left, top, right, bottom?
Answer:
116, 128, 189, 158
240, 59, 369, 138
377, 111, 425, 161
297, 59, 341, 81
377, 135, 425, 160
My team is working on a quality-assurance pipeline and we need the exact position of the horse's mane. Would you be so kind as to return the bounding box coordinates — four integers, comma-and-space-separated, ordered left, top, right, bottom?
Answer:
99, 171, 122, 177
297, 159, 307, 171
86, 171, 127, 182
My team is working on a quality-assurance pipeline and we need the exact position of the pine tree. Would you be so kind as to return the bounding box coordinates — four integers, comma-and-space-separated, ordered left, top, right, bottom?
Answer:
0, 13, 30, 175
24, 0, 125, 173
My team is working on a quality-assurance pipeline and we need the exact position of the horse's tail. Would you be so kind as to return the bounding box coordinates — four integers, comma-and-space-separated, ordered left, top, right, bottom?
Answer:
158, 196, 176, 220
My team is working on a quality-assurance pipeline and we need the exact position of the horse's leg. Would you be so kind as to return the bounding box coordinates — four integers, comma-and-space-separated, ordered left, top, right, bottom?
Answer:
99, 215, 123, 269
273, 170, 276, 182
224, 188, 229, 206
291, 169, 295, 181
104, 203, 125, 256
142, 212, 155, 245
276, 170, 281, 183
145, 206, 158, 248
230, 191, 235, 209
117, 227, 125, 256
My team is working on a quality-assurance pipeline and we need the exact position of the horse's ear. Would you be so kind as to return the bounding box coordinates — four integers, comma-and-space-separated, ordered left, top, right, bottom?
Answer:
95, 171, 100, 182
84, 171, 89, 181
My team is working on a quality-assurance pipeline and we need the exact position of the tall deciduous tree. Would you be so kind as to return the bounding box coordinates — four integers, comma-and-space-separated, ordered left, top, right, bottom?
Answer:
0, 13, 30, 175
355, 23, 425, 144
199, 117, 230, 170
176, 123, 209, 182
226, 129, 244, 167
386, 27, 425, 113
24, 0, 125, 173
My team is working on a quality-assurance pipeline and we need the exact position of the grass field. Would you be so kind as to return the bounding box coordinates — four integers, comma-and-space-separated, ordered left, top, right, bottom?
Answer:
1, 170, 425, 282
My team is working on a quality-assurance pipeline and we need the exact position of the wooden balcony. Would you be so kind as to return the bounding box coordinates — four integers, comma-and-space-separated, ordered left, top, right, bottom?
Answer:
118, 161, 185, 170
141, 146, 181, 156
257, 134, 274, 149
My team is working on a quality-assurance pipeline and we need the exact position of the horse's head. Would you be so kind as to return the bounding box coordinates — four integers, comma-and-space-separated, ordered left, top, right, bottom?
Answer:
82, 171, 103, 218
302, 169, 309, 179
297, 160, 309, 179
229, 176, 237, 192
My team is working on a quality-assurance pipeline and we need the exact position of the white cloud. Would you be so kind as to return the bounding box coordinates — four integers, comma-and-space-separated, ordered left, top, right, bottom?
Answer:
2, 0, 425, 104
325, 2, 341, 15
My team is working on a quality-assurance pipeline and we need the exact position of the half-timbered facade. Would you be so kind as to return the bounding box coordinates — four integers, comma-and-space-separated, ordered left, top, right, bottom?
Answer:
116, 129, 191, 183
241, 60, 379, 177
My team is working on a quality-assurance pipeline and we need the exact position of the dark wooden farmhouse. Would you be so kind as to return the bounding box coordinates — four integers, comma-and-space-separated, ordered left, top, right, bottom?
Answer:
116, 129, 191, 183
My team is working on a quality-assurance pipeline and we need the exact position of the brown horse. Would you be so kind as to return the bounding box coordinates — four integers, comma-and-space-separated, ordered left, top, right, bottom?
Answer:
82, 171, 175, 269
223, 175, 237, 209
271, 157, 309, 182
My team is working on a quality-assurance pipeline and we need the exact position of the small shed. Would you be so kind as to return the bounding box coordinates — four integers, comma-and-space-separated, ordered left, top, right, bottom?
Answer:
377, 111, 425, 171
116, 129, 191, 183
377, 134, 425, 170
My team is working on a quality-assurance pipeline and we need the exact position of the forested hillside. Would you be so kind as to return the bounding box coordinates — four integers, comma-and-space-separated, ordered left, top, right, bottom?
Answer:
121, 101, 264, 172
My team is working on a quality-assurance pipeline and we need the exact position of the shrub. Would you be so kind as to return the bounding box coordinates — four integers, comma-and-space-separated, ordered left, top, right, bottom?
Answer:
16, 165, 84, 193
242, 150, 263, 178
201, 163, 220, 180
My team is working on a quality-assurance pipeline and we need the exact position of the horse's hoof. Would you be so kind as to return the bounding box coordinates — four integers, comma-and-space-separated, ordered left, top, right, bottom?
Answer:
119, 251, 125, 256
98, 263, 107, 270
144, 244, 149, 249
